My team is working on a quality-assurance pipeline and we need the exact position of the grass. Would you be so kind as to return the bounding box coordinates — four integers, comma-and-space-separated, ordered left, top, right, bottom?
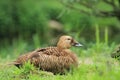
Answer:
0, 40, 120, 80
0, 27, 118, 80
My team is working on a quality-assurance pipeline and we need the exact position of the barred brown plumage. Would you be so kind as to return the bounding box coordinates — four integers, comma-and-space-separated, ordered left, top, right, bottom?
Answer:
13, 35, 83, 74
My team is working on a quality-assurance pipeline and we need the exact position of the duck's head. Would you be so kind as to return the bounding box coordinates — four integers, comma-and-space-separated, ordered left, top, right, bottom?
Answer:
57, 35, 83, 49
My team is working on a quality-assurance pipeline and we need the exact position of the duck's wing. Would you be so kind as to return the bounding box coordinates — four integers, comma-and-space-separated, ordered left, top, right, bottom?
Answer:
29, 48, 77, 74
13, 47, 60, 68
34, 47, 60, 56
14, 47, 78, 74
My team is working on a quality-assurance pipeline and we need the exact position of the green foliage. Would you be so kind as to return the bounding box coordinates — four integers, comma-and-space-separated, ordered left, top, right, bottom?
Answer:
32, 34, 41, 48
95, 24, 100, 48
19, 61, 35, 74
0, 0, 120, 47
13, 61, 35, 79
104, 27, 108, 45
0, 0, 120, 79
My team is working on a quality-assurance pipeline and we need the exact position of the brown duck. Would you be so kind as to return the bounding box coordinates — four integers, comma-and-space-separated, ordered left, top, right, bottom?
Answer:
13, 35, 82, 74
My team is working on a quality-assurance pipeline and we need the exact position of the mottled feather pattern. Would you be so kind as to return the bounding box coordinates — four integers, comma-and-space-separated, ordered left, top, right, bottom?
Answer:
35, 47, 61, 56
13, 35, 81, 74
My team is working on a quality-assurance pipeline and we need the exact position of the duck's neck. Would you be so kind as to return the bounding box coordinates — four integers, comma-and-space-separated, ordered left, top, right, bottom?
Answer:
57, 45, 70, 51
57, 41, 71, 50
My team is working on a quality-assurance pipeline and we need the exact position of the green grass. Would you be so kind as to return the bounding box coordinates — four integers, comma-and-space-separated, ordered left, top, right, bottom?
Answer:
0, 56, 120, 80
0, 41, 120, 80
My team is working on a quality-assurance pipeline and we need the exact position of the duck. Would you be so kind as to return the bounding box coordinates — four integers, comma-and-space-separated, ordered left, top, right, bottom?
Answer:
13, 35, 83, 74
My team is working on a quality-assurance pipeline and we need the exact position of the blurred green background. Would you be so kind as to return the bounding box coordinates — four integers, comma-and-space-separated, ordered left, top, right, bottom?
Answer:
1, 0, 120, 80
0, 0, 120, 58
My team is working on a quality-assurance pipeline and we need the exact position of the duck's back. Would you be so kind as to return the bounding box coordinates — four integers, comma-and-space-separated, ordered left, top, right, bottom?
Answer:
14, 47, 78, 74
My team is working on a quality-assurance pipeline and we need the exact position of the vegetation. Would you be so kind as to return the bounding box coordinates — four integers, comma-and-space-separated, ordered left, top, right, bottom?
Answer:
0, 0, 120, 80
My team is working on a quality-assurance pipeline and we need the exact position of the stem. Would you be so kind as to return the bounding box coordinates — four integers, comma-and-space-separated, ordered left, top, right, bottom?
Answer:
95, 24, 100, 47
105, 27, 108, 45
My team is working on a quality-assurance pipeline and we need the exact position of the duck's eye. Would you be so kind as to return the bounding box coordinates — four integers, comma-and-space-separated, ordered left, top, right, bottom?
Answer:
67, 38, 71, 40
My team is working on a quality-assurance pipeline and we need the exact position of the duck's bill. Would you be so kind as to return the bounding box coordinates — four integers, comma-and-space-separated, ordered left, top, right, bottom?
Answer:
74, 43, 83, 47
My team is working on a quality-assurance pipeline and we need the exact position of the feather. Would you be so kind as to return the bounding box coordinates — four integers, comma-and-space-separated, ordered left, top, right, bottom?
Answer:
13, 35, 82, 74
